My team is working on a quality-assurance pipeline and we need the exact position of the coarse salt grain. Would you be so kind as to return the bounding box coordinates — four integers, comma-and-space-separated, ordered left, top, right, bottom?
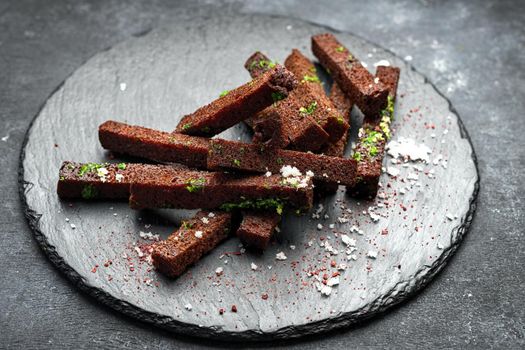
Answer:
195, 231, 203, 238
407, 173, 419, 181
275, 252, 287, 260
251, 262, 258, 271
337, 217, 349, 224
374, 59, 390, 67
327, 277, 340, 287
387, 137, 432, 163
387, 167, 400, 177
369, 212, 381, 222
341, 235, 356, 247
97, 167, 109, 182
215, 267, 223, 276
139, 231, 159, 241
367, 250, 378, 259
134, 246, 143, 257
320, 285, 332, 296
280, 165, 302, 178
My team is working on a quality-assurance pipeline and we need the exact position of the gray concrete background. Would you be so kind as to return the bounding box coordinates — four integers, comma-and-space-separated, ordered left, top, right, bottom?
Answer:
0, 0, 523, 348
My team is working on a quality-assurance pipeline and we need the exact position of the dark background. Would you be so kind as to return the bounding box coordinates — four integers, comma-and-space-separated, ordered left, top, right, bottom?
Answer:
1, 0, 523, 348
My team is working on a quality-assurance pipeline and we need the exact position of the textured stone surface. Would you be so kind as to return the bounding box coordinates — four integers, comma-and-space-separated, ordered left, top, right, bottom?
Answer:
1, 0, 523, 348
20, 12, 477, 341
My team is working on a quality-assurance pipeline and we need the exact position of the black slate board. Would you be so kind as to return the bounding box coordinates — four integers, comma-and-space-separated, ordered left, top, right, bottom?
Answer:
19, 14, 478, 341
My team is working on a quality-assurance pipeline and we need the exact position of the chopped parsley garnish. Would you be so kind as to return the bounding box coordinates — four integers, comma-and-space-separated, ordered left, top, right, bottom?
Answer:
353, 152, 362, 162
381, 95, 395, 120
182, 123, 192, 131
272, 92, 286, 102
81, 184, 98, 199
185, 178, 206, 193
219, 198, 285, 215
249, 59, 277, 70
117, 163, 126, 170
379, 96, 396, 139
276, 157, 284, 165
337, 116, 345, 125
380, 117, 392, 139
302, 74, 320, 83
78, 162, 104, 177
211, 143, 223, 154
347, 54, 354, 61
219, 90, 230, 98
299, 101, 318, 115
201, 126, 211, 133
181, 221, 194, 229
363, 130, 384, 145
232, 159, 241, 167
336, 46, 345, 52
259, 59, 276, 69
354, 129, 385, 159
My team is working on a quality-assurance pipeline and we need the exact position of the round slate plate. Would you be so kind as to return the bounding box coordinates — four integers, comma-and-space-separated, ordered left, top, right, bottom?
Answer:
20, 14, 479, 341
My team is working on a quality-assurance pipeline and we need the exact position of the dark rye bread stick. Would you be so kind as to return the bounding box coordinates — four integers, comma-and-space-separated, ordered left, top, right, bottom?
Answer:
152, 210, 232, 277
244, 52, 329, 151
283, 49, 325, 97
320, 83, 354, 159
284, 49, 349, 141
207, 139, 357, 187
376, 66, 400, 97
175, 65, 297, 136
329, 82, 354, 119
129, 165, 314, 211
348, 66, 401, 198
59, 161, 313, 210
312, 33, 389, 118
99, 120, 209, 168
236, 211, 281, 250
316, 83, 354, 194
243, 53, 321, 246
58, 161, 140, 199
57, 161, 189, 199
250, 98, 329, 151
